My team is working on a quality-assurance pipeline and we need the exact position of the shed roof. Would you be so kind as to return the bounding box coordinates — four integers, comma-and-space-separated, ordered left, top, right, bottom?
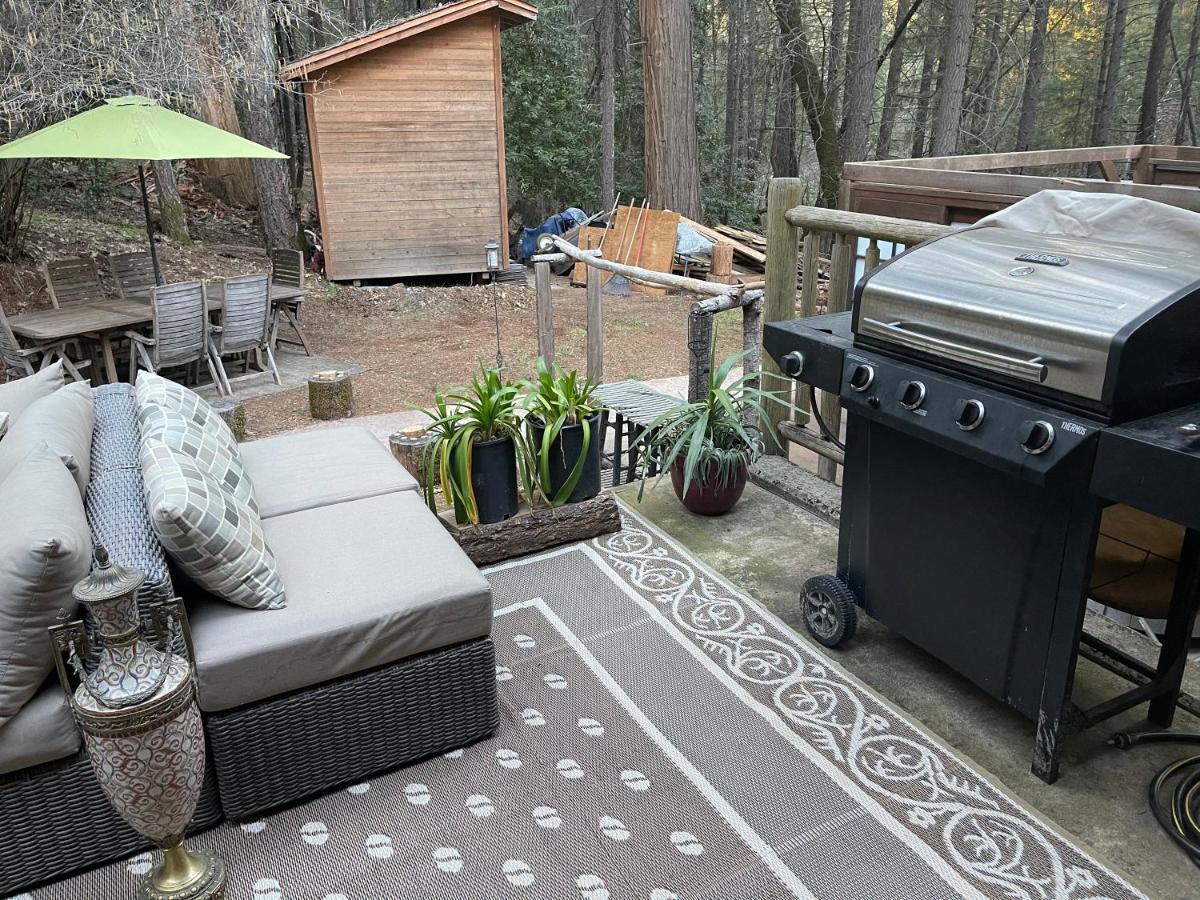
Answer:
280, 0, 538, 79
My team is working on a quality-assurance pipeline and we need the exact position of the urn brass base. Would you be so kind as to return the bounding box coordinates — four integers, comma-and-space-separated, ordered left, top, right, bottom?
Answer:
140, 843, 226, 900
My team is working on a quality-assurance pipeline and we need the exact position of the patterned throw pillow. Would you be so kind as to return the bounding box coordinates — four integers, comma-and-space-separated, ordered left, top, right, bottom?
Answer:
145, 408, 258, 515
141, 437, 285, 610
0, 411, 8, 440
135, 372, 239, 453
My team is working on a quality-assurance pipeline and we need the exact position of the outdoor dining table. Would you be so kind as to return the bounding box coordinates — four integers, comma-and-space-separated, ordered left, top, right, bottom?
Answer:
8, 299, 155, 383
204, 281, 304, 305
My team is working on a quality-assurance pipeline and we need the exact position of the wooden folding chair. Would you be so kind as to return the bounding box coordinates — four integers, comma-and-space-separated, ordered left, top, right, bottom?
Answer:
111, 251, 157, 302
208, 274, 280, 394
42, 257, 106, 307
269, 248, 312, 356
125, 281, 225, 393
0, 304, 91, 382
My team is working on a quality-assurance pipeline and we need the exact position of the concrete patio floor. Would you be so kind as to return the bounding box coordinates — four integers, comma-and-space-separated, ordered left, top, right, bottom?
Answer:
617, 478, 1199, 899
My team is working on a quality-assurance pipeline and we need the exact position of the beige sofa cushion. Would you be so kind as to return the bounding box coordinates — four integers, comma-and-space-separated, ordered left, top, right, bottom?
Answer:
189, 490, 491, 712
0, 382, 94, 495
0, 679, 80, 775
238, 425, 417, 519
142, 437, 285, 611
0, 361, 65, 422
0, 444, 91, 727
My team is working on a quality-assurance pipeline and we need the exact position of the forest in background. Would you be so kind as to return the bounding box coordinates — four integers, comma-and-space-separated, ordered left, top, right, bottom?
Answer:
1, 0, 1197, 256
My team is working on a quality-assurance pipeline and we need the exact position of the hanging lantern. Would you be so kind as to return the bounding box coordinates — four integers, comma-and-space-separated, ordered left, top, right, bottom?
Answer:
484, 240, 501, 273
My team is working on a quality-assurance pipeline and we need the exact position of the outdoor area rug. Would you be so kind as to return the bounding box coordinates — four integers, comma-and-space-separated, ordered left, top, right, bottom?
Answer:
19, 504, 1145, 900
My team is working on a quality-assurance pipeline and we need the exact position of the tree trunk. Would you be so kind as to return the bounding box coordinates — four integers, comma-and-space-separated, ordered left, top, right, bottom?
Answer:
1176, 0, 1200, 143
770, 59, 799, 175
151, 160, 190, 244
874, 0, 909, 158
1090, 0, 1129, 146
641, 0, 703, 219
965, 0, 1005, 152
775, 0, 842, 205
722, 0, 744, 216
928, 0, 975, 155
1014, 0, 1050, 151
598, 0, 617, 211
826, 0, 848, 123
1137, 0, 1176, 143
235, 0, 301, 251
910, 34, 936, 156
841, 0, 884, 162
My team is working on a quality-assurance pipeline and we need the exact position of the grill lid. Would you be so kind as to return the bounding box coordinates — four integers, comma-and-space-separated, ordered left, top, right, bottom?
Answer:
855, 191, 1200, 416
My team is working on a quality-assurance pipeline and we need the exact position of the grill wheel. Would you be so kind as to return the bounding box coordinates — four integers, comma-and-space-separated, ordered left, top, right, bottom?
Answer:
801, 575, 858, 648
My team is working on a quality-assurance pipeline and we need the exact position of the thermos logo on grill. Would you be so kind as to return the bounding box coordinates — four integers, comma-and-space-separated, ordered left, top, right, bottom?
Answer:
1060, 420, 1088, 436
1015, 252, 1070, 267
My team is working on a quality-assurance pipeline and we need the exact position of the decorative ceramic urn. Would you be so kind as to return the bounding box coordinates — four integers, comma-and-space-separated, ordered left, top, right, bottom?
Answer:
51, 547, 225, 900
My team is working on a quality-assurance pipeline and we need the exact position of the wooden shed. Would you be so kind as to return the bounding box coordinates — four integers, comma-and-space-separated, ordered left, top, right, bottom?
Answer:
281, 0, 537, 281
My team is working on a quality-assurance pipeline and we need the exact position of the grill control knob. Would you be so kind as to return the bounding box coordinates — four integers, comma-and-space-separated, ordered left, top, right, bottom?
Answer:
849, 364, 875, 392
781, 351, 805, 377
1019, 420, 1055, 455
953, 398, 986, 431
895, 379, 926, 410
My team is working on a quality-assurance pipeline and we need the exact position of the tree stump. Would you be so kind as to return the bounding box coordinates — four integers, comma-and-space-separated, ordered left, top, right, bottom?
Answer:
389, 425, 433, 489
438, 494, 622, 566
708, 242, 735, 284
308, 370, 353, 420
209, 397, 246, 442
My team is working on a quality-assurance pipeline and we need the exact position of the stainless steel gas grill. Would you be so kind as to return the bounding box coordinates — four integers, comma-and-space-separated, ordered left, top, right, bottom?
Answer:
764, 193, 1200, 783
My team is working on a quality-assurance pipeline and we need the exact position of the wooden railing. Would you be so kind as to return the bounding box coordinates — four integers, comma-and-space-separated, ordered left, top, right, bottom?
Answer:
763, 178, 954, 482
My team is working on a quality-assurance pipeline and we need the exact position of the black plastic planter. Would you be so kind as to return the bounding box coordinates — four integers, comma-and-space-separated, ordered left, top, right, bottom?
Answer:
529, 411, 602, 505
452, 435, 518, 525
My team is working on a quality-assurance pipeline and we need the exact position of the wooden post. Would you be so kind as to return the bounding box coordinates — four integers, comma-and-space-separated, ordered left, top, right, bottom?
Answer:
763, 177, 804, 456
815, 233, 855, 482
534, 259, 554, 365
308, 370, 353, 420
687, 310, 713, 402
389, 425, 433, 490
709, 242, 735, 284
586, 261, 603, 381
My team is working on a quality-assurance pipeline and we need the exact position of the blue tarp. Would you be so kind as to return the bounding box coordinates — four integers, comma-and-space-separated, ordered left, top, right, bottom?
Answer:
517, 207, 588, 263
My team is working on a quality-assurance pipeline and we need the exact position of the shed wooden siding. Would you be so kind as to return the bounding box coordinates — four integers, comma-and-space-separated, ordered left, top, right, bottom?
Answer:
308, 13, 504, 281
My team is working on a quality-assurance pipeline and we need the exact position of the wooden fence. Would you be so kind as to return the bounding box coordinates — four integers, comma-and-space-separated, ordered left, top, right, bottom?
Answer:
763, 178, 954, 482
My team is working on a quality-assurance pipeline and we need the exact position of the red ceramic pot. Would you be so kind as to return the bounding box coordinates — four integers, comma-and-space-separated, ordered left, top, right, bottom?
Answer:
669, 458, 747, 516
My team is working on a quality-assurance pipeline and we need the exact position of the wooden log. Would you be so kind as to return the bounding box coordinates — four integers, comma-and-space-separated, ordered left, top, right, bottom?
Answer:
586, 261, 603, 381
210, 397, 246, 442
389, 425, 432, 489
544, 234, 737, 297
308, 369, 354, 420
534, 259, 554, 365
691, 288, 762, 315
783, 204, 954, 244
763, 177, 804, 456
439, 493, 622, 566
708, 243, 735, 284
779, 420, 846, 466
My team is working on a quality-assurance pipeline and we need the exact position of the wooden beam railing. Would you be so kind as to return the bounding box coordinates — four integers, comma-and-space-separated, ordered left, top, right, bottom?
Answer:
765, 181, 954, 482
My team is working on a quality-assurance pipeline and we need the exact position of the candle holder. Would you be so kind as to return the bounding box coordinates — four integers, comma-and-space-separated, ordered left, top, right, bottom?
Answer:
50, 547, 225, 899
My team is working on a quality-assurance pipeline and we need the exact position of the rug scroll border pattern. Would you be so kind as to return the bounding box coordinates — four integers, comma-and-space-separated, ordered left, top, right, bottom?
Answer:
590, 509, 1146, 900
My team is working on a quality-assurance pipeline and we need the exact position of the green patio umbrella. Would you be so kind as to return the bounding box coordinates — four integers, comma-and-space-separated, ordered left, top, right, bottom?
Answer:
0, 94, 287, 283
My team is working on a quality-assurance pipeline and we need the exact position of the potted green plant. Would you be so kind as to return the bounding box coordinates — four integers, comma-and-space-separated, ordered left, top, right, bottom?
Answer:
636, 350, 783, 516
422, 366, 533, 526
523, 358, 604, 507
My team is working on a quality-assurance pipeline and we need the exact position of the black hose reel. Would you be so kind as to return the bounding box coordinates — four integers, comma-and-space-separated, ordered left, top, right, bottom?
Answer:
1110, 730, 1200, 868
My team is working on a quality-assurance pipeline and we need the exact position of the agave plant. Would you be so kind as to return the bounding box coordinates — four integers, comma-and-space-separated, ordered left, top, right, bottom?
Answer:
636, 349, 786, 501
522, 357, 603, 507
422, 366, 534, 525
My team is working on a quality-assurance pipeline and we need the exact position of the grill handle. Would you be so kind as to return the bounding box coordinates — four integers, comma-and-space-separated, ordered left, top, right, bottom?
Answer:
860, 318, 1049, 384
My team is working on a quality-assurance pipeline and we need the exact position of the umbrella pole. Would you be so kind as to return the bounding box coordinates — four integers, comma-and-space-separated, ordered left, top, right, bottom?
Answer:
138, 163, 164, 285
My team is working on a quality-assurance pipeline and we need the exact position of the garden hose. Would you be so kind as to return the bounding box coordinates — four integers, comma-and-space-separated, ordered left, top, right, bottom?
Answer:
1110, 729, 1200, 867
808, 385, 847, 453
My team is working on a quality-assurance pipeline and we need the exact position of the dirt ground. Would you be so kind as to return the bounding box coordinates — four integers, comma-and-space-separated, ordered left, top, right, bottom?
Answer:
1, 189, 743, 438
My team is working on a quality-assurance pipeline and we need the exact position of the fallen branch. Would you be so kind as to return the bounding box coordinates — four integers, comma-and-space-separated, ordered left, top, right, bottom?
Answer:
691, 288, 764, 315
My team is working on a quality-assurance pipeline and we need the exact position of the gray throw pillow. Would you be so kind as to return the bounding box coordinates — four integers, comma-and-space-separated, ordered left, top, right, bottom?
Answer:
135, 371, 238, 451
0, 411, 8, 439
142, 407, 258, 515
0, 382, 94, 496
142, 436, 285, 610
0, 361, 65, 423
0, 442, 92, 727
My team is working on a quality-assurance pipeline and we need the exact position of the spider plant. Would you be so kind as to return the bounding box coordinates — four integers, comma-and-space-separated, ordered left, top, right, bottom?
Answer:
636, 349, 786, 502
522, 357, 603, 507
422, 366, 534, 525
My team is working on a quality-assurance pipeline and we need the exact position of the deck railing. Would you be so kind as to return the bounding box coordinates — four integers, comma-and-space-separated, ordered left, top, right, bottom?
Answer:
763, 178, 954, 482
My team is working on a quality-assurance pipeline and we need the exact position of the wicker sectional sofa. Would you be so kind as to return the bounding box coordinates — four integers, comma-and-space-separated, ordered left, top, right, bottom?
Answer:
0, 383, 498, 895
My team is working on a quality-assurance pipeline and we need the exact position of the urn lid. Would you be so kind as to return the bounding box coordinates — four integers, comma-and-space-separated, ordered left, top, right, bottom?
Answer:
73, 546, 144, 605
